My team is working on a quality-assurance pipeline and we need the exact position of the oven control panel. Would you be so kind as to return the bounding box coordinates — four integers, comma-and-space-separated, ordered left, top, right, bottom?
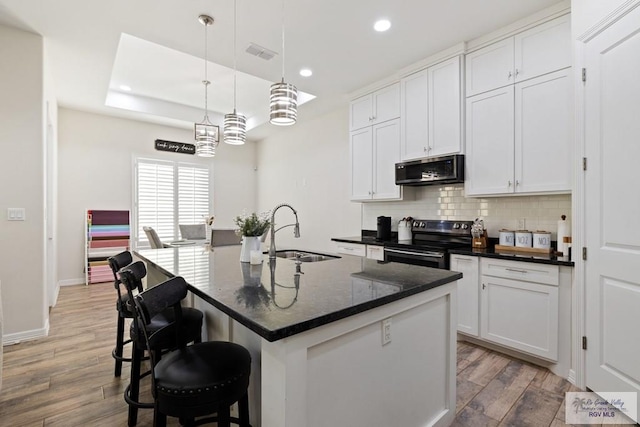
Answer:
410, 219, 473, 236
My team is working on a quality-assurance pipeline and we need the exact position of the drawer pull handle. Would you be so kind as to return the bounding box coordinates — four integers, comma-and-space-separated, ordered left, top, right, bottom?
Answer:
506, 268, 528, 273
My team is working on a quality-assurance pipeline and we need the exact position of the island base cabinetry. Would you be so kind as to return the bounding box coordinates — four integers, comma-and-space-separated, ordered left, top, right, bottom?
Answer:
261, 282, 457, 427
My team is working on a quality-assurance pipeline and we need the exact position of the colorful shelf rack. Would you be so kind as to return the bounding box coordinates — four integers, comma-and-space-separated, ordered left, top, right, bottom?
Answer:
85, 210, 130, 284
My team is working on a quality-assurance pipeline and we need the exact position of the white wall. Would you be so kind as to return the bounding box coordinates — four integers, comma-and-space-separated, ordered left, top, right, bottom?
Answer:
0, 25, 47, 338
255, 106, 361, 253
57, 108, 256, 284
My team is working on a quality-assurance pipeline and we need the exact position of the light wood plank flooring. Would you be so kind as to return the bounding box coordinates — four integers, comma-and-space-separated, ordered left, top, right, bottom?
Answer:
0, 283, 595, 426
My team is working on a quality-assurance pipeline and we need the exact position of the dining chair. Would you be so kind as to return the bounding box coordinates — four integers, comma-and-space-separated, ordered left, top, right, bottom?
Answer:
179, 224, 206, 240
118, 261, 204, 426
130, 274, 251, 427
143, 226, 167, 249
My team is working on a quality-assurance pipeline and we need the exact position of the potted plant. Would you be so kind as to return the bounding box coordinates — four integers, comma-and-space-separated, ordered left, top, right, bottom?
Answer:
234, 211, 271, 262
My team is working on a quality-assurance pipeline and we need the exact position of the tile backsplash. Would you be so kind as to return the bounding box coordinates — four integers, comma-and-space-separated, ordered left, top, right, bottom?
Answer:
362, 184, 571, 240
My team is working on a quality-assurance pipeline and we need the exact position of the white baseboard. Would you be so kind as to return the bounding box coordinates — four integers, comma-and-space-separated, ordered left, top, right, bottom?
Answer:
2, 319, 50, 346
58, 278, 86, 287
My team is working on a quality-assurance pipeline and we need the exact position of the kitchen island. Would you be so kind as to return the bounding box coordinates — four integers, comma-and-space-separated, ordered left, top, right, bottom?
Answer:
135, 245, 461, 427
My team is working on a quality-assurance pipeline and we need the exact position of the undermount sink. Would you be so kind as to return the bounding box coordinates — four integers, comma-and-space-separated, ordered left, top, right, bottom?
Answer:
274, 250, 340, 262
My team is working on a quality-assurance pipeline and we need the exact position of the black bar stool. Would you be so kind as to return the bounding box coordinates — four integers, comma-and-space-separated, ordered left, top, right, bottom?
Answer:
107, 251, 135, 377
128, 273, 251, 427
119, 261, 204, 426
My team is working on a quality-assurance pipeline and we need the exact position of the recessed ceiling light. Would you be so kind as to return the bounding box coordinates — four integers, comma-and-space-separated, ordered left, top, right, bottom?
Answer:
374, 19, 391, 32
119, 85, 132, 92
299, 68, 313, 77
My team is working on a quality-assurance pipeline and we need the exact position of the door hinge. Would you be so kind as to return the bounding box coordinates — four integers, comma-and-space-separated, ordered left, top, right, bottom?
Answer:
582, 68, 587, 82
583, 157, 587, 171
582, 336, 588, 350
583, 247, 587, 261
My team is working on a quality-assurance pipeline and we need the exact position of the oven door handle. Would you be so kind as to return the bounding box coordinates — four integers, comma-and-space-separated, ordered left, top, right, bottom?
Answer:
384, 248, 444, 258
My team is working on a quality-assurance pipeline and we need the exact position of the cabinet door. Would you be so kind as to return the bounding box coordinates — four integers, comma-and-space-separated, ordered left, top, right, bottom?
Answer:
465, 86, 515, 196
514, 14, 571, 83
480, 275, 558, 361
373, 83, 400, 124
350, 127, 373, 200
429, 56, 462, 156
515, 68, 572, 193
372, 119, 401, 200
350, 95, 373, 131
450, 255, 479, 336
465, 38, 514, 97
400, 69, 429, 160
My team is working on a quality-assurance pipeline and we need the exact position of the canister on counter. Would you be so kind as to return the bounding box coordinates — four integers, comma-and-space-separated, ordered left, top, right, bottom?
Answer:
499, 229, 515, 246
515, 230, 532, 247
532, 231, 551, 249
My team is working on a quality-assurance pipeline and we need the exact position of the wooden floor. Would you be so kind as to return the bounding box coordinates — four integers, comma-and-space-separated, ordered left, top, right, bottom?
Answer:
0, 283, 592, 427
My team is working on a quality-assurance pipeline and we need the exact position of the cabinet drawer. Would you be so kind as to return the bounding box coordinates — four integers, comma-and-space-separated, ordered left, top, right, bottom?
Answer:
335, 242, 366, 257
480, 258, 558, 286
366, 245, 384, 261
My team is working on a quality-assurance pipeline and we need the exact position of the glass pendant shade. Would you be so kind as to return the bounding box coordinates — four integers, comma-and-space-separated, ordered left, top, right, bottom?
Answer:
269, 79, 298, 126
224, 111, 247, 145
194, 116, 219, 157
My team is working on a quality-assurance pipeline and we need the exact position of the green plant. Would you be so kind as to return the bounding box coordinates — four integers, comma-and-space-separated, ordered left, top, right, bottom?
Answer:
234, 211, 271, 237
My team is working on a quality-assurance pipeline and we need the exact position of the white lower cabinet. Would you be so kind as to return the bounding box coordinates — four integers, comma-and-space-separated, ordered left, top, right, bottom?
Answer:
335, 241, 384, 261
451, 256, 560, 362
450, 255, 479, 336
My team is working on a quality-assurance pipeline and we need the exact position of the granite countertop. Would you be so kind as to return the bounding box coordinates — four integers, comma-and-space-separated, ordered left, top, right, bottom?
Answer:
449, 246, 574, 267
332, 234, 574, 267
135, 246, 461, 342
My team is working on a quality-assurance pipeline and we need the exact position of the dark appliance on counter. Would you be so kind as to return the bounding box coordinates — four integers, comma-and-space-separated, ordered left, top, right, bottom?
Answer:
395, 154, 464, 186
376, 216, 392, 241
384, 219, 473, 269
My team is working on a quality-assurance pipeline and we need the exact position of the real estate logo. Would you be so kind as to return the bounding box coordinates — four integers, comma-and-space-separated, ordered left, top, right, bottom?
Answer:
566, 391, 637, 424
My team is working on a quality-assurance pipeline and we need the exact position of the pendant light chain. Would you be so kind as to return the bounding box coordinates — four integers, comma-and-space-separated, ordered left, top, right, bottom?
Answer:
233, 0, 237, 112
204, 21, 209, 117
281, 0, 285, 81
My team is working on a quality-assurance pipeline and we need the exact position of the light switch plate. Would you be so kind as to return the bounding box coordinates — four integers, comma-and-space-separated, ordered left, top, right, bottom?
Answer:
7, 208, 26, 221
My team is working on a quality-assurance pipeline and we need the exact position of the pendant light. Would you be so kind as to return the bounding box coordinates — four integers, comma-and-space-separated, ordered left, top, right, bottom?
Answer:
224, 0, 247, 145
269, 0, 298, 126
195, 14, 219, 157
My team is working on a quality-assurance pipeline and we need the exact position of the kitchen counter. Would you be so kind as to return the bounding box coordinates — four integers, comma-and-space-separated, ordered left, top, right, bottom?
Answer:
332, 234, 574, 267
449, 245, 574, 267
134, 245, 459, 427
134, 245, 461, 341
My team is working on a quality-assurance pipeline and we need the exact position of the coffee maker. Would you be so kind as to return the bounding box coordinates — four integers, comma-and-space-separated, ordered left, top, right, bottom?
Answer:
377, 216, 391, 241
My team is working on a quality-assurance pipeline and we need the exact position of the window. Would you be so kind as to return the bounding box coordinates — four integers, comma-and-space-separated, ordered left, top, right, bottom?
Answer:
134, 158, 211, 247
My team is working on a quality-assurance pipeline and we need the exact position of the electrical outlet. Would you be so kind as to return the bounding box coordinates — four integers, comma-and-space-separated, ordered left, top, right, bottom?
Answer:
382, 318, 392, 345
517, 218, 526, 230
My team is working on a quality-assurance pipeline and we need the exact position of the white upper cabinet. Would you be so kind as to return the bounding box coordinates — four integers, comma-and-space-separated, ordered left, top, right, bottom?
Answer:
350, 119, 402, 201
514, 69, 572, 194
466, 38, 515, 97
466, 86, 515, 196
350, 83, 400, 131
465, 14, 571, 97
401, 56, 462, 161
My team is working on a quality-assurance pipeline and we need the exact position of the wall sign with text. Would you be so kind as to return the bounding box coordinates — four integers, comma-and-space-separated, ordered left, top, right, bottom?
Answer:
154, 139, 195, 155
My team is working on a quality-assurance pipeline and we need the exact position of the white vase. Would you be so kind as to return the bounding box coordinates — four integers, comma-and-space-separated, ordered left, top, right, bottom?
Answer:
240, 236, 261, 263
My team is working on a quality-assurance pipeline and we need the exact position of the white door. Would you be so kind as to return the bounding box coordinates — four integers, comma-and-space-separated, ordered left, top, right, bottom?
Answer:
465, 85, 515, 196
349, 95, 372, 131
465, 37, 514, 96
372, 83, 400, 124
372, 119, 401, 200
514, 68, 572, 193
428, 56, 461, 157
450, 255, 479, 336
349, 127, 373, 200
400, 69, 428, 160
584, 4, 640, 417
513, 14, 571, 83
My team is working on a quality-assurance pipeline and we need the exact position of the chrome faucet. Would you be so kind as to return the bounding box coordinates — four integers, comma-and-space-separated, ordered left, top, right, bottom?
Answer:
269, 203, 300, 260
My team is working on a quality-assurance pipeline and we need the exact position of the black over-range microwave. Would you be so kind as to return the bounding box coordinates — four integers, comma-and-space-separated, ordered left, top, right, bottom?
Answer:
395, 154, 464, 186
